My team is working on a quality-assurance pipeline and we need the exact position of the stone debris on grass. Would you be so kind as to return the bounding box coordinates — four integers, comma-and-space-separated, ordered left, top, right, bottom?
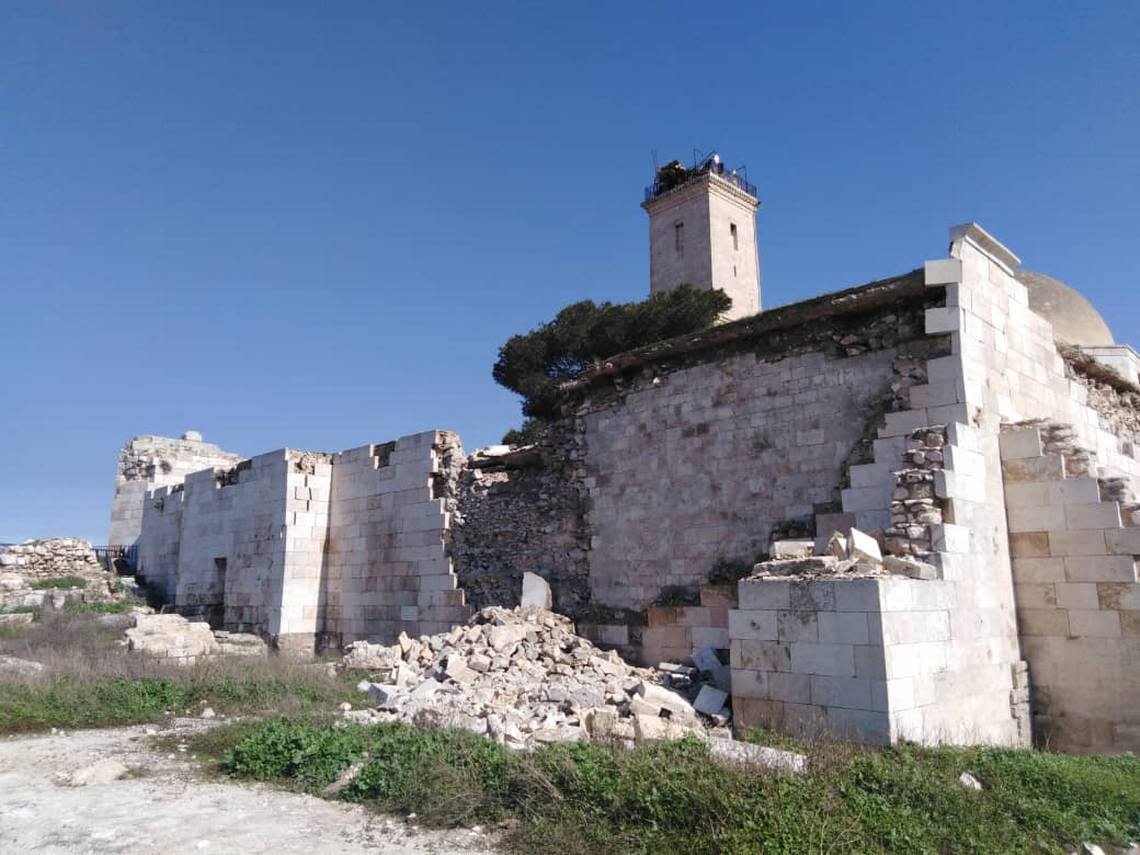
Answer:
122, 613, 267, 664
340, 604, 807, 773
0, 654, 45, 676
60, 759, 130, 787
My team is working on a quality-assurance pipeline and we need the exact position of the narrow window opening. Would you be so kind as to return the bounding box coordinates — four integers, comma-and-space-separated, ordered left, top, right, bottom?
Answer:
730, 222, 738, 251
734, 264, 737, 277
674, 222, 684, 257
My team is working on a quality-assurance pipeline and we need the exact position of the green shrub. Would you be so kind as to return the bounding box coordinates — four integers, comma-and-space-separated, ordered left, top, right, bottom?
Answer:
493, 285, 732, 419
30, 575, 88, 590
0, 605, 37, 615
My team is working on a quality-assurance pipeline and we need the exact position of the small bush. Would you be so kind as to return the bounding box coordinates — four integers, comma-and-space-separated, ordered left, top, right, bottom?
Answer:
30, 575, 89, 590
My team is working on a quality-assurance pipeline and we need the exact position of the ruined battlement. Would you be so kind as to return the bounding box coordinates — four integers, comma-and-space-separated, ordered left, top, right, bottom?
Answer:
116, 222, 1140, 754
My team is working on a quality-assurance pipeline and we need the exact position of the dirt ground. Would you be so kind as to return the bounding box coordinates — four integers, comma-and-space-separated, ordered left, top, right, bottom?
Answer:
0, 719, 497, 854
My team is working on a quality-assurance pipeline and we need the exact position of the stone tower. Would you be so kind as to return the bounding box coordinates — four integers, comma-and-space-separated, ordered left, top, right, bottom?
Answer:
642, 154, 761, 320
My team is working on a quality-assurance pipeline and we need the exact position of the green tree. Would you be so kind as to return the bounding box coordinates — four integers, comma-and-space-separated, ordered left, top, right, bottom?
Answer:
493, 285, 731, 419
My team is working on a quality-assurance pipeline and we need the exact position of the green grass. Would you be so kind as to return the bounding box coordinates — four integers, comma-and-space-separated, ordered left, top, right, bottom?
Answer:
0, 605, 37, 615
0, 610, 360, 733
0, 668, 360, 733
29, 575, 88, 590
63, 599, 138, 615
186, 717, 1140, 855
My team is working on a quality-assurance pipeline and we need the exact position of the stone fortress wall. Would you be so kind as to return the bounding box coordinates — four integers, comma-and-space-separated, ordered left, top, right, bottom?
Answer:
109, 433, 242, 548
112, 223, 1140, 754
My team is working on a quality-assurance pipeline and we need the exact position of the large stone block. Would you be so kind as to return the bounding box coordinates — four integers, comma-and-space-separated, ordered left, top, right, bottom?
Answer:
789, 641, 855, 677
728, 609, 778, 641
1064, 555, 1136, 583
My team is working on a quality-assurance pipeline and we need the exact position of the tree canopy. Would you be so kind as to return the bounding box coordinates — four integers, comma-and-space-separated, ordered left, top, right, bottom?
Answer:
493, 285, 731, 419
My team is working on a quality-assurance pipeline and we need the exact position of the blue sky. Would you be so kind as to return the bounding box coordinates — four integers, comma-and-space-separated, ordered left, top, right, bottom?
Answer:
2, 1, 1138, 543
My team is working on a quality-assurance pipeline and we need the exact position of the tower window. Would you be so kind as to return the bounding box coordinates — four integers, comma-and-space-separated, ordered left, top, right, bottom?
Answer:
730, 222, 738, 251
674, 222, 684, 256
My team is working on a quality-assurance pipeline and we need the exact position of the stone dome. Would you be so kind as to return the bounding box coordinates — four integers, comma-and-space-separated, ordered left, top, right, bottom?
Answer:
1014, 269, 1115, 347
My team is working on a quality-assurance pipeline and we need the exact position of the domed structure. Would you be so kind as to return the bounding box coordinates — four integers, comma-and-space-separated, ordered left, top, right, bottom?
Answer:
1014, 269, 1115, 347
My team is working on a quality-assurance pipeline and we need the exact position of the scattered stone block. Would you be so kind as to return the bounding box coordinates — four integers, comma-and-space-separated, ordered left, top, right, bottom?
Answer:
847, 528, 882, 564
824, 532, 848, 559
958, 771, 983, 791
705, 738, 807, 774
884, 555, 939, 580
771, 539, 815, 560
63, 759, 130, 787
693, 684, 729, 716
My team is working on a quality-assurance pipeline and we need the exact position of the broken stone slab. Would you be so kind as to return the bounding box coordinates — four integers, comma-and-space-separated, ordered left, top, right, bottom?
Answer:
636, 681, 699, 722
520, 572, 552, 609
444, 655, 478, 684
487, 623, 528, 652
771, 539, 815, 560
751, 556, 839, 577
63, 759, 130, 787
629, 695, 662, 717
884, 554, 939, 580
823, 531, 848, 559
704, 738, 807, 774
958, 771, 983, 791
692, 646, 732, 692
367, 683, 403, 707
0, 612, 34, 625
124, 613, 219, 663
693, 684, 729, 717
342, 640, 399, 671
410, 678, 441, 699
583, 706, 620, 740
632, 714, 695, 743
847, 528, 882, 564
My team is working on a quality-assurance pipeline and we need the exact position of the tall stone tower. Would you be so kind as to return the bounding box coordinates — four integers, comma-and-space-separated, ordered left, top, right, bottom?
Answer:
642, 154, 761, 320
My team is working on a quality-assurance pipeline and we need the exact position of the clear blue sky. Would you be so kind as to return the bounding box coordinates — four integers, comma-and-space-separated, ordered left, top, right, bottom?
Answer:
2, 1, 1138, 543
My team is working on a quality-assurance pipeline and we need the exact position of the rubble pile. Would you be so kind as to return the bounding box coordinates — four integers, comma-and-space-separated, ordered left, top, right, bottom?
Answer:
341, 605, 733, 750
0, 538, 121, 612
0, 538, 103, 580
751, 525, 937, 582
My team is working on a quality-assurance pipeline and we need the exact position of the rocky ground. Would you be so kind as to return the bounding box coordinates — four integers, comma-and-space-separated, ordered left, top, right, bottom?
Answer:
0, 720, 496, 855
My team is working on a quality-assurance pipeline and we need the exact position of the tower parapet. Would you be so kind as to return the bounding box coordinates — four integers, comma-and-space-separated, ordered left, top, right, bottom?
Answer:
642, 153, 761, 320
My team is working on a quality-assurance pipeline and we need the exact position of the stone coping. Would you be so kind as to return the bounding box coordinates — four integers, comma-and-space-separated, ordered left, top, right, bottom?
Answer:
565, 269, 928, 389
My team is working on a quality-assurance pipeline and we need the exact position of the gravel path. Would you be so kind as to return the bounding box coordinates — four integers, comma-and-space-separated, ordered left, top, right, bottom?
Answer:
0, 719, 496, 854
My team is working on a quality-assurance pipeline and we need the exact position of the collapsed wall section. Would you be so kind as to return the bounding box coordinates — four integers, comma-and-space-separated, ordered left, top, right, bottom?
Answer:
322, 431, 472, 647
447, 426, 590, 616
109, 433, 241, 547
174, 451, 291, 629
571, 273, 939, 615
137, 486, 185, 602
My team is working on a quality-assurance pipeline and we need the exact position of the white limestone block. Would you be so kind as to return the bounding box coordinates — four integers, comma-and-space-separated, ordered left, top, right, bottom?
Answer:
847, 528, 882, 564
924, 258, 963, 286
521, 571, 552, 609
